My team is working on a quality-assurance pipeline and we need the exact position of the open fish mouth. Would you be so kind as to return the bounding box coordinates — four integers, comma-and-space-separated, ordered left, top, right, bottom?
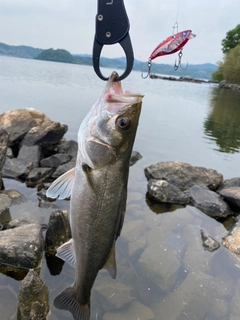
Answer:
105, 72, 143, 106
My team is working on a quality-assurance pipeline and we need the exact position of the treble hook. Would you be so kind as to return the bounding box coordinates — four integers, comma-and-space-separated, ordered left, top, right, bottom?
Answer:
174, 49, 188, 70
141, 59, 152, 79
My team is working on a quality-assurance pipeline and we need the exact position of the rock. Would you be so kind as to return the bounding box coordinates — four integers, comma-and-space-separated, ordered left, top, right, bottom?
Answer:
222, 221, 240, 256
0, 129, 9, 189
0, 109, 38, 146
17, 145, 42, 168
218, 177, 240, 190
45, 210, 71, 254
6, 147, 14, 158
21, 121, 68, 147
2, 157, 31, 180
0, 285, 17, 320
130, 151, 142, 166
1, 189, 27, 205
7, 218, 40, 229
128, 235, 147, 258
147, 179, 189, 204
51, 158, 76, 179
218, 187, 240, 208
56, 140, 78, 158
17, 269, 50, 320
40, 153, 71, 168
0, 129, 9, 169
26, 167, 54, 187
0, 223, 44, 269
0, 208, 11, 230
103, 301, 155, 320
200, 229, 220, 252
0, 193, 12, 213
187, 184, 233, 218
94, 280, 134, 312
144, 161, 223, 190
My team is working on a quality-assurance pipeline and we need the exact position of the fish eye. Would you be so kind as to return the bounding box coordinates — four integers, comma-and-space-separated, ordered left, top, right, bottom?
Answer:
116, 117, 131, 130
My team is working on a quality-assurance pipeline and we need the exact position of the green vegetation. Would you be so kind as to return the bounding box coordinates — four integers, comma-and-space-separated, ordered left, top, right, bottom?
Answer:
212, 25, 240, 84
35, 48, 76, 63
0, 42, 42, 58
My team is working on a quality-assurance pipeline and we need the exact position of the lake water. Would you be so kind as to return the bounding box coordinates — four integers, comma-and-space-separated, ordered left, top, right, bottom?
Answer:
1, 56, 240, 319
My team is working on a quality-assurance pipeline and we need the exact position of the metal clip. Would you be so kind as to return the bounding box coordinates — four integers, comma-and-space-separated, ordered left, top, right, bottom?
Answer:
93, 0, 134, 81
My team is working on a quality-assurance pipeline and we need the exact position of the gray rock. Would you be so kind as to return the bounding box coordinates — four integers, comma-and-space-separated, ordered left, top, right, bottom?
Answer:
0, 129, 9, 189
218, 177, 240, 190
40, 153, 71, 168
218, 187, 240, 208
0, 193, 12, 213
17, 145, 42, 168
145, 161, 223, 190
45, 210, 71, 254
0, 129, 9, 169
121, 220, 144, 243
103, 301, 155, 320
6, 147, 14, 158
17, 269, 49, 320
0, 223, 44, 269
51, 157, 76, 179
7, 218, 40, 229
128, 235, 147, 258
0, 109, 38, 146
21, 121, 68, 147
56, 140, 78, 158
147, 179, 189, 204
1, 189, 27, 206
187, 184, 233, 218
200, 229, 220, 252
26, 167, 54, 187
130, 151, 142, 166
2, 157, 31, 180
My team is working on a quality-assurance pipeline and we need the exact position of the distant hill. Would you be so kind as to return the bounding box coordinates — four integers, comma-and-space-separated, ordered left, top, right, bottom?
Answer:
0, 42, 42, 58
0, 42, 217, 80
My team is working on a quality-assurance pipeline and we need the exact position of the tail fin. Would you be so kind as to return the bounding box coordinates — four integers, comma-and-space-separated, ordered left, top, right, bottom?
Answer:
54, 287, 90, 320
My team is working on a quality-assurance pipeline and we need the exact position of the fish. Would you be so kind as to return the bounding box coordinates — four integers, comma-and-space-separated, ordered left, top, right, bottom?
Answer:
46, 71, 143, 320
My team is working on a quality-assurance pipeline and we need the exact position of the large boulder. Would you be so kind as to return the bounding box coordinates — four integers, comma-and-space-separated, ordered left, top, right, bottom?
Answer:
145, 161, 223, 191
0, 108, 68, 148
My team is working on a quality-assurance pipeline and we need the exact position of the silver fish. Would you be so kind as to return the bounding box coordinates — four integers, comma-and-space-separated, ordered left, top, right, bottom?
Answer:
46, 72, 143, 320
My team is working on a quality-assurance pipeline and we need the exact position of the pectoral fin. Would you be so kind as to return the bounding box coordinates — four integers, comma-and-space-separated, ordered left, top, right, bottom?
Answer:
46, 168, 75, 199
56, 239, 76, 268
103, 245, 117, 279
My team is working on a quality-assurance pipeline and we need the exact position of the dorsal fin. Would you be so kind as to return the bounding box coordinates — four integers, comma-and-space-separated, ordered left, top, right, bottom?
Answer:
46, 168, 75, 199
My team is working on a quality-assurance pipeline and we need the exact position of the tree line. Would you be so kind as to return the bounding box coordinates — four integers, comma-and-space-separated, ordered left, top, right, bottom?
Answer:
212, 24, 240, 84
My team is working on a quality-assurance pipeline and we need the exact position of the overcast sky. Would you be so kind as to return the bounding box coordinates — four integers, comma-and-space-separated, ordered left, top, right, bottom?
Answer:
1, 0, 240, 65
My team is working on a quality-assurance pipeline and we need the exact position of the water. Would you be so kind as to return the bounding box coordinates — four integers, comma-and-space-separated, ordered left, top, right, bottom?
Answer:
1, 56, 240, 319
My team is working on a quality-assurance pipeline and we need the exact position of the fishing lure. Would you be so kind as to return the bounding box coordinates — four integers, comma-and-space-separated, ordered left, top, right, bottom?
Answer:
142, 30, 196, 78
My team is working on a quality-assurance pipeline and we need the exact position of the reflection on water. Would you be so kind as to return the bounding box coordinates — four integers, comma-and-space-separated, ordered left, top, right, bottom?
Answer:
204, 88, 240, 153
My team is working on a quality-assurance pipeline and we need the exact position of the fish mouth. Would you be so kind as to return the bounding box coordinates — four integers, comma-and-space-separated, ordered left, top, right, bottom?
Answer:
105, 72, 144, 114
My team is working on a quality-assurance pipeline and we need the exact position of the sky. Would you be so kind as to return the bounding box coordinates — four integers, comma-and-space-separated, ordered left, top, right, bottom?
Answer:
0, 0, 240, 65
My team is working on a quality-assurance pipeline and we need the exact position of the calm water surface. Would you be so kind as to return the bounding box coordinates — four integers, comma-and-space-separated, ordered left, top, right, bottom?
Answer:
1, 56, 240, 319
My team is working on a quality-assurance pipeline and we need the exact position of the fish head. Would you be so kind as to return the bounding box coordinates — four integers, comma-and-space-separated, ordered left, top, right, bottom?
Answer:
78, 72, 143, 169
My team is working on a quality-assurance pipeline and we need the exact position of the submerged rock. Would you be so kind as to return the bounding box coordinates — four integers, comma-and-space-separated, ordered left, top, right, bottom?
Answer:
200, 229, 220, 252
0, 285, 18, 320
147, 179, 189, 204
17, 269, 50, 320
145, 161, 223, 190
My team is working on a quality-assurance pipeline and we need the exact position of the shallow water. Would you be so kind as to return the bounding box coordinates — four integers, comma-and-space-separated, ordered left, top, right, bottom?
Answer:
1, 56, 240, 319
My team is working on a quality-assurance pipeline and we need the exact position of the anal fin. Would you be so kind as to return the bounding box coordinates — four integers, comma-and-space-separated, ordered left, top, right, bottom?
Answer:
103, 245, 117, 279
